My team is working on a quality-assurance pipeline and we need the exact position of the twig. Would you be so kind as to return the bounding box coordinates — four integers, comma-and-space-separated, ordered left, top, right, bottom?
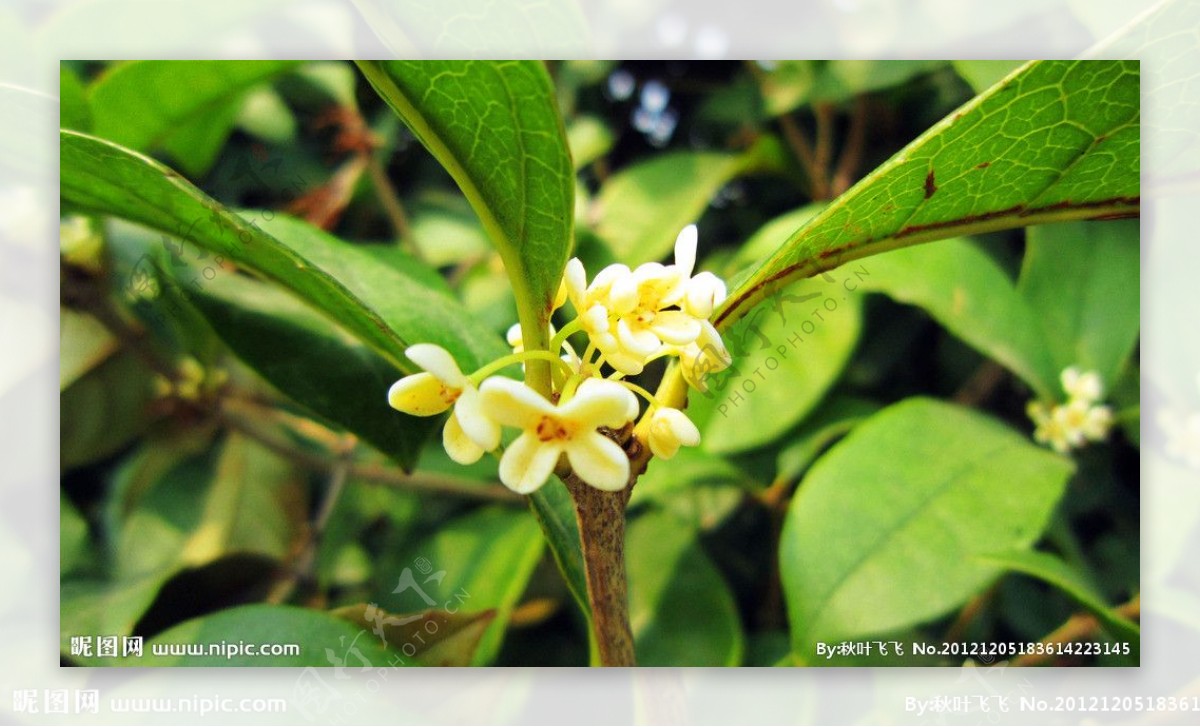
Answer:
813, 102, 836, 187
743, 60, 829, 200
269, 453, 352, 604
365, 151, 416, 248
832, 95, 869, 196
219, 406, 522, 504
778, 113, 830, 200
953, 360, 1007, 407
1011, 595, 1140, 666
944, 585, 998, 642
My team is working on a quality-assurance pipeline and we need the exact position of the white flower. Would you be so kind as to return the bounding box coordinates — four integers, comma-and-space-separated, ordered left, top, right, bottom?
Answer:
646, 407, 701, 459
480, 377, 638, 494
387, 344, 500, 465
1027, 366, 1114, 453
669, 224, 728, 319
1028, 401, 1071, 453
1061, 366, 1103, 405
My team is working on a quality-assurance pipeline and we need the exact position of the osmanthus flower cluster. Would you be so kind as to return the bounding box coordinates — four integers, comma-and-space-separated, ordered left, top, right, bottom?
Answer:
1027, 366, 1115, 453
388, 225, 732, 494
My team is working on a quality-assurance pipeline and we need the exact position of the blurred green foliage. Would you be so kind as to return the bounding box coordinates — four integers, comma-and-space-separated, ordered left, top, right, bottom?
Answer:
60, 60, 1139, 666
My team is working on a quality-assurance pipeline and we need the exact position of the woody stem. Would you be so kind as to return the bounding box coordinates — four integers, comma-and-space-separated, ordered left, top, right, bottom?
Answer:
563, 472, 636, 666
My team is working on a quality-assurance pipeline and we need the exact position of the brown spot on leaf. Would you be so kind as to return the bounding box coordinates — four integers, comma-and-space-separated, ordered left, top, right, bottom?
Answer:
924, 169, 937, 199
976, 161, 990, 169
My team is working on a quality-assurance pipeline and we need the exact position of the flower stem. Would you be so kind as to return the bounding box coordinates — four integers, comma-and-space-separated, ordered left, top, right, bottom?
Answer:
470, 349, 573, 383
548, 316, 586, 355
563, 471, 636, 666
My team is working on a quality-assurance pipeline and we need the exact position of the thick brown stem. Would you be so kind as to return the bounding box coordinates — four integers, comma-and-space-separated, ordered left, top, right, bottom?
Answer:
563, 472, 636, 666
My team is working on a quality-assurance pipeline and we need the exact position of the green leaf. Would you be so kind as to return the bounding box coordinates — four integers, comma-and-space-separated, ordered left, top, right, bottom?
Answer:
775, 395, 880, 483
1019, 219, 1140, 391
356, 60, 574, 387
59, 307, 119, 390
407, 192, 491, 267
631, 447, 749, 532
330, 604, 497, 666
627, 507, 744, 666
59, 65, 91, 131
593, 145, 773, 266
181, 270, 430, 467
566, 114, 614, 170
953, 60, 1025, 93
977, 549, 1139, 644
780, 398, 1074, 657
527, 481, 589, 617
124, 604, 396, 666
688, 276, 863, 454
60, 574, 168, 659
235, 85, 297, 144
117, 432, 304, 578
61, 131, 500, 380
382, 506, 544, 666
857, 238, 1058, 398
88, 60, 299, 176
60, 496, 89, 575
716, 60, 1139, 334
60, 350, 157, 471
758, 60, 947, 116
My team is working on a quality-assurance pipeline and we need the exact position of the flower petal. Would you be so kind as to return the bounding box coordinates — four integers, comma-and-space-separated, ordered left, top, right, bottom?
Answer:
565, 257, 588, 310
479, 376, 555, 429
684, 271, 726, 318
454, 386, 501, 451
562, 379, 638, 428
673, 224, 697, 277
608, 274, 640, 315
566, 431, 630, 491
498, 433, 561, 494
617, 317, 662, 358
506, 322, 524, 350
590, 263, 631, 296
388, 372, 453, 416
405, 343, 467, 386
649, 310, 701, 345
443, 411, 485, 464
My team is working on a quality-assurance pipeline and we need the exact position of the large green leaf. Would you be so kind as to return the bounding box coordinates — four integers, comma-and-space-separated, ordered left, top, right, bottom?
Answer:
715, 60, 1139, 334
60, 132, 506, 389
593, 145, 775, 265
182, 271, 429, 467
356, 60, 574, 391
117, 432, 304, 578
688, 276, 863, 454
626, 508, 744, 666
331, 603, 497, 666
382, 506, 544, 666
1018, 219, 1140, 392
977, 549, 1139, 644
122, 604, 396, 666
88, 60, 299, 176
780, 398, 1074, 658
59, 307, 118, 390
857, 238, 1058, 398
60, 350, 157, 471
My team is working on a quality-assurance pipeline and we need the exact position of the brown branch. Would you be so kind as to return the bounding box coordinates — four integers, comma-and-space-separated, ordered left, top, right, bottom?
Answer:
813, 102, 836, 187
1011, 595, 1140, 666
563, 470, 636, 666
219, 406, 522, 504
953, 360, 1008, 407
832, 95, 869, 196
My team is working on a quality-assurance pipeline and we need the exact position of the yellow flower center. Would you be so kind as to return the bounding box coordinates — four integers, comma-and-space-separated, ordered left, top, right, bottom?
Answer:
441, 385, 462, 405
535, 415, 576, 443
